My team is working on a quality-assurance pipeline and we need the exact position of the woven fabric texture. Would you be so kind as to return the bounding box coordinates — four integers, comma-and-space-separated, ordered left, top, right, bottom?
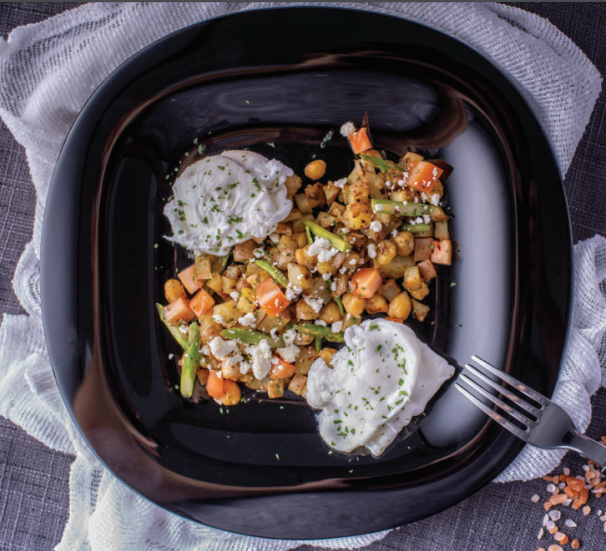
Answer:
1, 3, 606, 551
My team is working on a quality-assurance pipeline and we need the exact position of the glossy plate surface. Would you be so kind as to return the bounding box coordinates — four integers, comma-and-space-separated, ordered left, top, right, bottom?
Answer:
41, 7, 572, 539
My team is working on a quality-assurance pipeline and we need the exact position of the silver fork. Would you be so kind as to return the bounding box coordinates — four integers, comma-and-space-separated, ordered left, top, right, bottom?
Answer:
456, 355, 606, 471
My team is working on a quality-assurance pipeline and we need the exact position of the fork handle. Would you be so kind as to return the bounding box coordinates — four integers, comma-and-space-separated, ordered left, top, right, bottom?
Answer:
569, 432, 606, 472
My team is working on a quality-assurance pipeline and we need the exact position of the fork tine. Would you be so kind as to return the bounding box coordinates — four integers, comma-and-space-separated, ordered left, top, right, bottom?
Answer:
471, 355, 550, 407
464, 362, 542, 418
458, 373, 536, 429
455, 382, 528, 439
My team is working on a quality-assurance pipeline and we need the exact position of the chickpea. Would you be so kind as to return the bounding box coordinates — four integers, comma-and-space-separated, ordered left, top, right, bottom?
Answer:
285, 174, 303, 196
342, 251, 361, 273
295, 332, 314, 345
375, 240, 397, 266
304, 159, 327, 180
387, 291, 412, 320
394, 231, 415, 257
267, 379, 284, 399
296, 298, 320, 320
164, 279, 187, 303
342, 292, 366, 318
365, 294, 389, 314
318, 301, 343, 324
316, 261, 338, 277
295, 245, 316, 270
220, 380, 242, 406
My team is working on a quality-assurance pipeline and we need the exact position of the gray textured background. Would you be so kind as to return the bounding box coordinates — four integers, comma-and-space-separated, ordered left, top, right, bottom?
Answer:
1, 3, 605, 550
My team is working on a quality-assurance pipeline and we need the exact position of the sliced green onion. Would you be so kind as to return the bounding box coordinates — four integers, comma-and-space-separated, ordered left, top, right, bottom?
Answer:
156, 303, 188, 350
295, 324, 345, 343
305, 225, 313, 245
334, 295, 345, 317
304, 220, 351, 252
254, 259, 289, 288
359, 154, 403, 173
220, 328, 283, 348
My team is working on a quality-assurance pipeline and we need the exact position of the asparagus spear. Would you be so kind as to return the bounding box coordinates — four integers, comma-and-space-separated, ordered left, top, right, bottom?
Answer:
334, 295, 345, 317
295, 324, 345, 343
371, 199, 445, 220
254, 259, 289, 288
359, 154, 403, 173
305, 225, 313, 245
399, 223, 433, 234
303, 220, 352, 253
180, 322, 199, 399
156, 303, 188, 349
220, 328, 284, 348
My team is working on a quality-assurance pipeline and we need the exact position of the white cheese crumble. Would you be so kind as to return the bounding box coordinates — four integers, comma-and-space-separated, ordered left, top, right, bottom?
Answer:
333, 177, 348, 189
367, 243, 377, 259
285, 283, 303, 301
230, 291, 241, 301
283, 328, 298, 346
212, 314, 225, 326
303, 295, 324, 313
209, 336, 239, 360
253, 248, 265, 259
238, 312, 257, 327
308, 237, 339, 262
331, 321, 343, 333
340, 122, 356, 137
246, 339, 272, 380
314, 320, 327, 326
277, 344, 300, 364
375, 203, 384, 212
431, 193, 441, 206
369, 220, 383, 232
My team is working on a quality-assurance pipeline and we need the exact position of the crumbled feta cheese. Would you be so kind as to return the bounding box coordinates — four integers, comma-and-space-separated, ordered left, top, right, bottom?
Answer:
391, 229, 398, 237
179, 324, 188, 334
285, 283, 303, 301
212, 314, 225, 325
304, 295, 324, 313
431, 193, 440, 206
420, 192, 428, 203
283, 328, 298, 346
339, 266, 348, 274
423, 214, 432, 225
432, 167, 439, 177
270, 327, 279, 340
367, 243, 377, 259
331, 321, 343, 333
201, 345, 211, 356
239, 360, 251, 375
230, 291, 241, 301
369, 220, 383, 232
415, 217, 424, 225
246, 339, 272, 379
322, 272, 331, 281
340, 121, 356, 137
333, 177, 348, 189
340, 227, 349, 234
271, 356, 280, 364
308, 237, 339, 262
253, 248, 265, 259
209, 336, 239, 360
375, 203, 384, 212
168, 353, 174, 360
224, 354, 243, 367
277, 344, 300, 363
238, 312, 257, 327
315, 320, 327, 326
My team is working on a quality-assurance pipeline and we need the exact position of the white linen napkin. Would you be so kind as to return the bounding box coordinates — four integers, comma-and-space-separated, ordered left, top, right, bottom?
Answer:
0, 3, 603, 550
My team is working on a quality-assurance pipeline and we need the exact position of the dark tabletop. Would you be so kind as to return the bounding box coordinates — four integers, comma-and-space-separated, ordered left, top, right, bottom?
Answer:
1, 3, 605, 551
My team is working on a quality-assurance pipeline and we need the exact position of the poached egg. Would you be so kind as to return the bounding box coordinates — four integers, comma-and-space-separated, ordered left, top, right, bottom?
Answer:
164, 150, 293, 255
306, 318, 454, 456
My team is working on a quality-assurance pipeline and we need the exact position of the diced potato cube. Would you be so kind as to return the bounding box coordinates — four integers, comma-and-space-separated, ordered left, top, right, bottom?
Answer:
256, 308, 291, 333
365, 294, 388, 314
246, 270, 270, 289
292, 231, 309, 249
275, 222, 293, 235
316, 211, 337, 229
295, 346, 319, 374
377, 279, 401, 302
221, 276, 238, 295
304, 182, 326, 208
268, 379, 284, 399
400, 152, 424, 171
283, 208, 303, 223
324, 181, 341, 205
434, 220, 449, 240
393, 232, 415, 257
237, 288, 257, 313
234, 240, 256, 261
375, 254, 415, 279
212, 301, 241, 328
412, 299, 430, 322
278, 234, 298, 251
417, 259, 437, 282
344, 202, 372, 229
414, 238, 434, 262
292, 213, 314, 233
295, 193, 313, 214
349, 179, 370, 203
275, 248, 296, 269
288, 373, 307, 395
409, 281, 430, 301
285, 174, 303, 196
206, 272, 224, 296
403, 265, 423, 291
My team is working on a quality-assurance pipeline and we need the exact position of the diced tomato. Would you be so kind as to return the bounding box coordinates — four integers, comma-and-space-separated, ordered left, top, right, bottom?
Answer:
177, 264, 204, 294
269, 358, 297, 380
256, 278, 290, 317
206, 370, 224, 399
430, 239, 452, 266
385, 317, 404, 324
189, 288, 215, 319
350, 268, 383, 299
348, 127, 373, 154
406, 161, 443, 193
164, 297, 196, 324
